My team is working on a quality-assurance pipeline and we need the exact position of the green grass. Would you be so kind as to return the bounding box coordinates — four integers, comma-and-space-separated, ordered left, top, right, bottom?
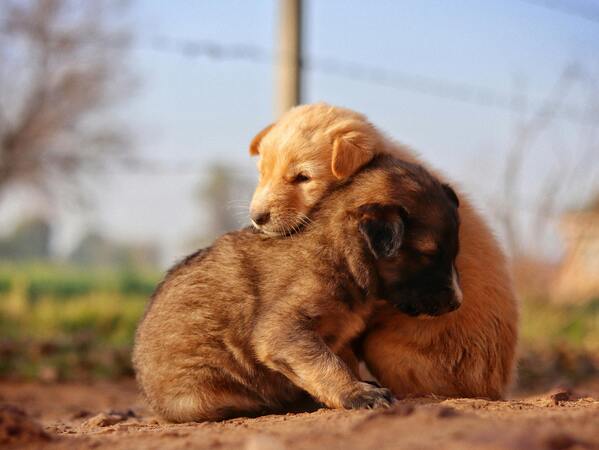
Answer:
517, 296, 599, 390
0, 263, 597, 387
0, 263, 159, 380
520, 296, 599, 350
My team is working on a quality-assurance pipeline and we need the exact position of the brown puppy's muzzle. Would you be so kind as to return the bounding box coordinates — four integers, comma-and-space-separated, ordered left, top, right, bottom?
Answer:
385, 272, 463, 317
433, 289, 462, 315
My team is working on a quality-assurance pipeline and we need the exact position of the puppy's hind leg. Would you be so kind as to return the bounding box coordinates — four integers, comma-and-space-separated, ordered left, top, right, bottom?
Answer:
159, 368, 267, 422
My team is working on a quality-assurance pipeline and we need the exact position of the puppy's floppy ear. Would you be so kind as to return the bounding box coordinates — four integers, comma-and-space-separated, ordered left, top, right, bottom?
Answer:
442, 183, 460, 208
249, 123, 275, 156
331, 127, 376, 179
357, 204, 405, 259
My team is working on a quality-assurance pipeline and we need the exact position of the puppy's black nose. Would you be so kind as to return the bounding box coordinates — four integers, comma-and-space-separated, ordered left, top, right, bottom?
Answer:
437, 296, 461, 315
251, 211, 270, 226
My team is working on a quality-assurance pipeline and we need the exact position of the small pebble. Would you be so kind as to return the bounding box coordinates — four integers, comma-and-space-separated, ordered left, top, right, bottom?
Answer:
244, 434, 286, 450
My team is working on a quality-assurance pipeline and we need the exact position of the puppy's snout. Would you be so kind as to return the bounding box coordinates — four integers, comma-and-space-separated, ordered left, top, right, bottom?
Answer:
251, 211, 271, 226
451, 266, 463, 305
436, 269, 463, 315
445, 296, 461, 313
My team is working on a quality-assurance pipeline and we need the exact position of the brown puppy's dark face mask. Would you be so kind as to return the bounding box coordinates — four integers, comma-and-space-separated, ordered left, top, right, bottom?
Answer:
357, 190, 462, 317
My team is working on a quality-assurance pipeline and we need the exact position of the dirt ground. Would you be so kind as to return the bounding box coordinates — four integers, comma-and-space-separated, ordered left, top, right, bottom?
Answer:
1, 380, 598, 450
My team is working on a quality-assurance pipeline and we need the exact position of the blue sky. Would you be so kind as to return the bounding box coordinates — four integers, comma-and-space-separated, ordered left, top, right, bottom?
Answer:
2, 0, 598, 262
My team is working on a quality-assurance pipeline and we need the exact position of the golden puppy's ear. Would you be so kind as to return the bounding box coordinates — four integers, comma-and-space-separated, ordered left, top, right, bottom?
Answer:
249, 123, 275, 156
331, 130, 375, 179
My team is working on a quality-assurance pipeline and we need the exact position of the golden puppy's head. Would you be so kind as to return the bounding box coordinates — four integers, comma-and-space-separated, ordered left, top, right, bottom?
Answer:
249, 103, 381, 235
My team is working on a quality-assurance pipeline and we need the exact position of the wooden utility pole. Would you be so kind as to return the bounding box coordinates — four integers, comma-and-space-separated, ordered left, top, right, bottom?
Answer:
276, 0, 302, 116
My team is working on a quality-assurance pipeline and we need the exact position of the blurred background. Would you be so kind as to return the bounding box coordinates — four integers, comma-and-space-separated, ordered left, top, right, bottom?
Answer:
0, 0, 597, 392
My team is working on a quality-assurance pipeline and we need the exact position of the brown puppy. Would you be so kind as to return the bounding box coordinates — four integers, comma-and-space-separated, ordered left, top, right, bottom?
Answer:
133, 155, 460, 422
249, 103, 518, 399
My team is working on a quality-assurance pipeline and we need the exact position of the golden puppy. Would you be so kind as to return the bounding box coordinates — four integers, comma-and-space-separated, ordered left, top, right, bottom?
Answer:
249, 103, 518, 400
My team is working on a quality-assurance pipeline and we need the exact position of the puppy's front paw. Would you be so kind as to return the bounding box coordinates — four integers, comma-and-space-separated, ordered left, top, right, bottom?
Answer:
341, 382, 395, 409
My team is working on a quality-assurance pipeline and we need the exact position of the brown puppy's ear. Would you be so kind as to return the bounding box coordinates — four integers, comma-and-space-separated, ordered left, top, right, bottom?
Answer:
442, 183, 460, 208
249, 123, 275, 156
357, 204, 405, 259
331, 130, 375, 179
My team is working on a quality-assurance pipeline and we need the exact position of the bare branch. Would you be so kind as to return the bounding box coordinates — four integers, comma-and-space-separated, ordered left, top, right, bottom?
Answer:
496, 65, 585, 257
0, 0, 133, 202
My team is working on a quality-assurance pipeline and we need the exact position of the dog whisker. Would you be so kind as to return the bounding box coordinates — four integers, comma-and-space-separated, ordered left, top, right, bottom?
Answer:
226, 204, 250, 211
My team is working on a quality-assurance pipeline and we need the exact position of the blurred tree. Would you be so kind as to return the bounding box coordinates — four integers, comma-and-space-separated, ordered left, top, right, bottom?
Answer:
0, 0, 133, 201
585, 193, 599, 214
69, 230, 160, 269
193, 163, 254, 245
0, 216, 51, 260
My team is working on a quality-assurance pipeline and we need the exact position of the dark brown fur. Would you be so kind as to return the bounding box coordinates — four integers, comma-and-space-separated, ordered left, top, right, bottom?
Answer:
133, 155, 459, 422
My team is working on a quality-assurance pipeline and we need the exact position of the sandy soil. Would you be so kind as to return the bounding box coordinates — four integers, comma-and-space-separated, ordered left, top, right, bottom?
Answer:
1, 380, 598, 450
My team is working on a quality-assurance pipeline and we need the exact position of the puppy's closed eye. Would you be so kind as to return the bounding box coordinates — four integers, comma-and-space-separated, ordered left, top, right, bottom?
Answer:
357, 204, 405, 259
292, 173, 310, 184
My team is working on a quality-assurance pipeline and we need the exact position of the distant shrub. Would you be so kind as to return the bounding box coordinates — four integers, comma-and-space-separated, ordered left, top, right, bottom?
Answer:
26, 277, 94, 303
118, 271, 157, 297
0, 276, 11, 294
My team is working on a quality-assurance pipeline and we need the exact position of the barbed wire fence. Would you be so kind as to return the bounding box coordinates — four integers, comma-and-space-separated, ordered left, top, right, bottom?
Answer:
117, 34, 597, 184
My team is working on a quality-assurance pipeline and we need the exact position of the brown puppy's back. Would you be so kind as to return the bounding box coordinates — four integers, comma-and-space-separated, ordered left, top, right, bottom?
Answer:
135, 231, 307, 421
